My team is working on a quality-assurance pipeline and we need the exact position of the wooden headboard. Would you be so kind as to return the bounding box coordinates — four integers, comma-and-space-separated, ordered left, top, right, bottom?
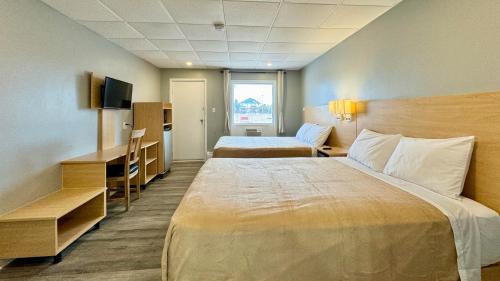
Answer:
303, 105, 356, 148
356, 92, 500, 213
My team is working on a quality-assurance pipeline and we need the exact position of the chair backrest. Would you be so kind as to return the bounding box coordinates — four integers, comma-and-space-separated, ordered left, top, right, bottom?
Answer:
125, 129, 146, 173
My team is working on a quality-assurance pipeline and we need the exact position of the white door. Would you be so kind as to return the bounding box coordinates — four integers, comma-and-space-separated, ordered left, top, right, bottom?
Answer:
170, 80, 206, 160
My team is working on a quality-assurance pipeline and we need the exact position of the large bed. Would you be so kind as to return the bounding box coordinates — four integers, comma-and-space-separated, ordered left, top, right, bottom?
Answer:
162, 157, 500, 281
213, 136, 314, 158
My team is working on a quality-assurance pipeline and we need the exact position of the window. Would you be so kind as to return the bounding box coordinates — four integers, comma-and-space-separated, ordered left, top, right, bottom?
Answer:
231, 81, 275, 125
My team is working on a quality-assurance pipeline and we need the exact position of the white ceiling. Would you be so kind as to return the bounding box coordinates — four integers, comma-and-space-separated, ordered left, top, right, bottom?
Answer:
41, 0, 401, 70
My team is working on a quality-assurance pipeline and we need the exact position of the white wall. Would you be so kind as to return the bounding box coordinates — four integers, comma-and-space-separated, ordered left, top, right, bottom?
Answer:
0, 0, 161, 215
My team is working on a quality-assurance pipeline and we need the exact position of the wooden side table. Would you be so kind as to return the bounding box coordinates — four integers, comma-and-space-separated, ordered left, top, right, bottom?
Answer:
317, 146, 348, 157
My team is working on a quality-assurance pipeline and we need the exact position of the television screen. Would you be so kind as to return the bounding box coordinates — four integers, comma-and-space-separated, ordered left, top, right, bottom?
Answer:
102, 77, 133, 109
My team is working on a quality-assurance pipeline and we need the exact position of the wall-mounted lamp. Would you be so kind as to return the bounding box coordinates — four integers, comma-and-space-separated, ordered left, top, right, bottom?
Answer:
328, 99, 356, 121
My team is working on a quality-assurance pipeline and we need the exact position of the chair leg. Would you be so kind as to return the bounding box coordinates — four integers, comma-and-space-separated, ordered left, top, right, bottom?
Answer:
136, 174, 141, 199
125, 178, 130, 211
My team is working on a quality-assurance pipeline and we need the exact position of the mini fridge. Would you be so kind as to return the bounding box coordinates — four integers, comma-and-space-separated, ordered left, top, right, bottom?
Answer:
163, 128, 173, 172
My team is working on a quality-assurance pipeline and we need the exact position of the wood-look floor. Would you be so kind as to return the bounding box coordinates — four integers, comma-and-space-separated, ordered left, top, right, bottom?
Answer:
0, 161, 204, 281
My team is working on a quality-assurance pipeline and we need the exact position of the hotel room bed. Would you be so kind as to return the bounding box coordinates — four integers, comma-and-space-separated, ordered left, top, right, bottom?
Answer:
212, 123, 332, 158
212, 136, 314, 158
162, 157, 500, 281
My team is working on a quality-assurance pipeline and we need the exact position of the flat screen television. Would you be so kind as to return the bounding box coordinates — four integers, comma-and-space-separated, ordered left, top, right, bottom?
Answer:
101, 77, 133, 109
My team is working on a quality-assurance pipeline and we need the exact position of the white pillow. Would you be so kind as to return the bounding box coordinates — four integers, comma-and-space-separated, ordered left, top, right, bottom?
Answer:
383, 136, 475, 199
348, 129, 401, 172
303, 124, 332, 147
296, 123, 313, 142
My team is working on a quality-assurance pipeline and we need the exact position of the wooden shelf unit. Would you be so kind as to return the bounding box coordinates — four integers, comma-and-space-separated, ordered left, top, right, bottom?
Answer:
0, 188, 105, 259
134, 102, 172, 176
140, 142, 158, 185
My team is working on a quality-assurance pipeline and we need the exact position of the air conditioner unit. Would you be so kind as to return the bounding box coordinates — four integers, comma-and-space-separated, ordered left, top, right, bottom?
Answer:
246, 129, 262, 136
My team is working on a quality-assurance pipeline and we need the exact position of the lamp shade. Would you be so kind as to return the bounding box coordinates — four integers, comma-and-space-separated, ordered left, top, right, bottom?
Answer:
344, 100, 356, 114
328, 101, 337, 114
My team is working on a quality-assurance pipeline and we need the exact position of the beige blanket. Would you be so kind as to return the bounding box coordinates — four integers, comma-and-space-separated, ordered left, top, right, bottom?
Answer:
162, 158, 458, 281
213, 136, 312, 158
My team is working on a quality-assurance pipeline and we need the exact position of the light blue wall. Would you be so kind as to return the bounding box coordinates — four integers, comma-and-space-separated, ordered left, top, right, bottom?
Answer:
302, 0, 500, 106
0, 0, 161, 215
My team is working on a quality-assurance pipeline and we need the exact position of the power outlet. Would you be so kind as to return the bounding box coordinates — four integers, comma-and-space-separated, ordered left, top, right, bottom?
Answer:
212, 107, 216, 113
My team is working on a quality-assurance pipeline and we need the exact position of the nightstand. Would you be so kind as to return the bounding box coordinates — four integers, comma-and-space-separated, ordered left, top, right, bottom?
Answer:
317, 146, 348, 157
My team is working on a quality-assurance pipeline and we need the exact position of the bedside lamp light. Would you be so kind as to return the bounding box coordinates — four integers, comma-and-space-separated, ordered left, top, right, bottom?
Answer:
328, 100, 337, 114
328, 100, 343, 120
343, 100, 356, 121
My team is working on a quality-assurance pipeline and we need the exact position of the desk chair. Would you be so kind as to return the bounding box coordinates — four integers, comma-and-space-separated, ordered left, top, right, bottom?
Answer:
107, 128, 146, 211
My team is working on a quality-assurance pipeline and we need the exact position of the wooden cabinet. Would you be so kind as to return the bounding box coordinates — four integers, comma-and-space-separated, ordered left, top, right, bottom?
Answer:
133, 102, 172, 177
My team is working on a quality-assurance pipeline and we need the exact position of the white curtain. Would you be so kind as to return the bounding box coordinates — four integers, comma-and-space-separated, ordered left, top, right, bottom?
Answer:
277, 70, 286, 135
223, 70, 231, 135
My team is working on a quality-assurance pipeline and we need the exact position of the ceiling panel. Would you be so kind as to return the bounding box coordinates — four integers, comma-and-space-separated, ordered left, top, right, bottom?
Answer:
109, 38, 158, 50
79, 21, 143, 38
321, 5, 391, 28
129, 23, 184, 39
223, 1, 279, 27
262, 42, 296, 53
179, 24, 226, 41
162, 0, 224, 24
150, 39, 192, 51
228, 42, 264, 53
164, 51, 199, 61
197, 52, 229, 61
230, 52, 260, 61
132, 50, 169, 61
268, 27, 356, 43
101, 0, 174, 23
274, 3, 335, 28
42, 0, 399, 69
190, 40, 228, 52
226, 26, 269, 42
41, 0, 120, 21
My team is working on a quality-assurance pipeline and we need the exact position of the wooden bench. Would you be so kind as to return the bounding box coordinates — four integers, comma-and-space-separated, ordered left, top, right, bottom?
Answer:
0, 187, 105, 261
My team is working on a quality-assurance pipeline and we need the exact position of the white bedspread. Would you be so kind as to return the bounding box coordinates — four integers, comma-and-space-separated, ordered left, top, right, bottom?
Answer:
337, 157, 500, 281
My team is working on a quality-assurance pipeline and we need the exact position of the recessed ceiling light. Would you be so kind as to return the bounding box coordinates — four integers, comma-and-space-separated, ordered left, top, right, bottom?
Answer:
267, 62, 272, 67
186, 61, 193, 66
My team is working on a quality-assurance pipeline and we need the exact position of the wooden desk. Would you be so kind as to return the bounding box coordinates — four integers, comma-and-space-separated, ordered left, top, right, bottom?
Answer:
62, 141, 159, 186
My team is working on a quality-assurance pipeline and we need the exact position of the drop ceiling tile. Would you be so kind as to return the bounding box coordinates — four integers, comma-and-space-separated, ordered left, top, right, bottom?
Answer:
285, 0, 341, 4
129, 23, 184, 39
223, 1, 279, 27
190, 41, 227, 52
268, 27, 356, 43
179, 24, 226, 41
101, 0, 173, 23
260, 53, 289, 61
321, 5, 391, 28
41, 0, 121, 21
230, 61, 258, 68
237, 0, 280, 2
164, 51, 198, 61
150, 39, 192, 51
274, 3, 335, 28
228, 42, 264, 53
79, 21, 143, 38
287, 53, 320, 61
197, 52, 229, 61
293, 43, 333, 53
110, 38, 158, 50
262, 42, 297, 53
230, 52, 259, 61
226, 26, 269, 42
162, 0, 224, 24
132, 50, 168, 61
342, 0, 402, 6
